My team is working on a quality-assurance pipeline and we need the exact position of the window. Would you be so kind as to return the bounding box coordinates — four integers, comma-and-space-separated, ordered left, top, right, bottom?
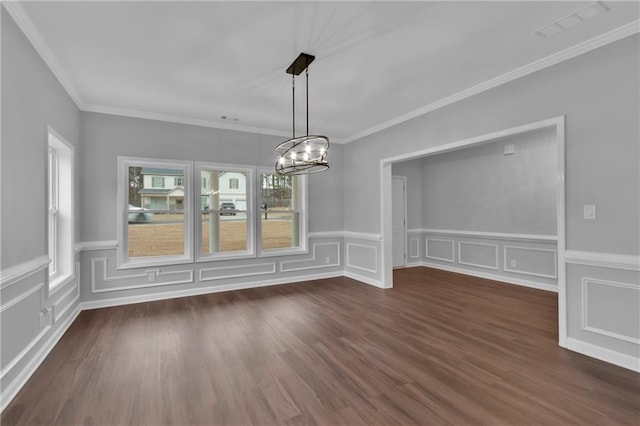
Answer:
259, 171, 306, 253
118, 157, 193, 268
117, 159, 306, 268
196, 164, 254, 260
152, 176, 165, 188
48, 129, 74, 290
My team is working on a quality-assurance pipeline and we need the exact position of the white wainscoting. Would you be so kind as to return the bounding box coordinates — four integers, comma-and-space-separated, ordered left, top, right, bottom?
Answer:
0, 255, 81, 412
409, 237, 421, 260
91, 258, 194, 293
346, 243, 378, 274
280, 242, 341, 272
581, 277, 640, 345
458, 241, 499, 270
200, 263, 276, 282
412, 230, 559, 291
504, 245, 557, 279
425, 238, 455, 263
565, 251, 639, 372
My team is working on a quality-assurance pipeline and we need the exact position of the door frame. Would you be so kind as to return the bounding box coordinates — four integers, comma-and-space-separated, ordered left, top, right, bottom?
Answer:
392, 175, 408, 268
379, 116, 566, 347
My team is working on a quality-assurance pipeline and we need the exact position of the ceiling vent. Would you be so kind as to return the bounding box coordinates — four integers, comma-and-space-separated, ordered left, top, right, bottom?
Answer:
534, 2, 610, 38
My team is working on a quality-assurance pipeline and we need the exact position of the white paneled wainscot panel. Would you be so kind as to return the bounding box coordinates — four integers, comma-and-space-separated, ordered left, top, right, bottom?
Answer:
458, 241, 498, 270
1, 256, 81, 412
281, 242, 341, 272
504, 246, 557, 279
415, 230, 558, 292
582, 277, 640, 345
200, 263, 276, 281
91, 258, 194, 293
346, 243, 378, 274
425, 238, 455, 262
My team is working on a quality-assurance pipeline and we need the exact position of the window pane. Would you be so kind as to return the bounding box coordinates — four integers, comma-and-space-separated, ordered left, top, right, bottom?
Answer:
200, 170, 248, 253
260, 174, 299, 249
128, 166, 186, 257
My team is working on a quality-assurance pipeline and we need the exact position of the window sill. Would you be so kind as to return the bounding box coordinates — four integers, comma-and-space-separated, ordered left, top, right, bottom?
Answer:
117, 256, 193, 270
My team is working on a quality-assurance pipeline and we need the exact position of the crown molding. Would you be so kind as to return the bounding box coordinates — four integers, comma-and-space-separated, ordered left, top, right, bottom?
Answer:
2, 1, 83, 108
5, 1, 637, 144
342, 19, 640, 144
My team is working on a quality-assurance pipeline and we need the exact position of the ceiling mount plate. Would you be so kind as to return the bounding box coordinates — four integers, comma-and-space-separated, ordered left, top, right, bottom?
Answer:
286, 53, 315, 75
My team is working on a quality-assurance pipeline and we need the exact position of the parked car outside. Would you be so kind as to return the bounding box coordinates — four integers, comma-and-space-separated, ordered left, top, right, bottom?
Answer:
128, 205, 154, 223
219, 202, 236, 216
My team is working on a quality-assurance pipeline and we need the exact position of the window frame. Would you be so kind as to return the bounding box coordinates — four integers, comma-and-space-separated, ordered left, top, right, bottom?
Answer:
47, 127, 75, 292
257, 168, 308, 257
117, 156, 193, 269
195, 162, 255, 262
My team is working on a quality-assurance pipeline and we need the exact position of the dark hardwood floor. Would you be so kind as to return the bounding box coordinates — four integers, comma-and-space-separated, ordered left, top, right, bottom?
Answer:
2, 267, 639, 425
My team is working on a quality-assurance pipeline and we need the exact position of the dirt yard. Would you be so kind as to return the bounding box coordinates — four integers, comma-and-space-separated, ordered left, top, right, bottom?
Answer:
128, 217, 293, 257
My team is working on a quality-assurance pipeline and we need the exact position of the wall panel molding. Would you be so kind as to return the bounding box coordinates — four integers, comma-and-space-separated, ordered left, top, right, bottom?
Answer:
409, 238, 421, 259
504, 245, 557, 279
565, 250, 640, 271
422, 229, 557, 242
425, 238, 455, 263
346, 243, 378, 274
280, 242, 341, 272
0, 305, 81, 412
0, 255, 49, 289
343, 231, 381, 241
458, 241, 499, 270
581, 277, 640, 345
200, 263, 276, 282
91, 258, 194, 293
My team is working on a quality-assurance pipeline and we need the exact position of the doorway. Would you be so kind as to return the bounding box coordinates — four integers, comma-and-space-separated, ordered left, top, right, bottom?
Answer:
380, 116, 566, 346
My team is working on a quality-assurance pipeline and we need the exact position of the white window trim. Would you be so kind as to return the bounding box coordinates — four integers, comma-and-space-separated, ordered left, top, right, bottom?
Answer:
117, 156, 193, 269
47, 127, 75, 291
195, 162, 256, 262
257, 168, 308, 257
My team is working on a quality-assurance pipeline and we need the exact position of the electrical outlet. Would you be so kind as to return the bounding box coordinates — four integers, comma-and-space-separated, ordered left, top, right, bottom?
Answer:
147, 271, 156, 282
510, 259, 517, 268
325, 256, 330, 264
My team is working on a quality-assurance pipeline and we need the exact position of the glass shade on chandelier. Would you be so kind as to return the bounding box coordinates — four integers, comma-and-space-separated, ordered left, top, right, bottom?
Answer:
275, 52, 330, 176
276, 134, 329, 175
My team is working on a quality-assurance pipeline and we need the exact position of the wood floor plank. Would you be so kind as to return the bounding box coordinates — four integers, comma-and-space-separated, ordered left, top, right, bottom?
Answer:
2, 267, 639, 425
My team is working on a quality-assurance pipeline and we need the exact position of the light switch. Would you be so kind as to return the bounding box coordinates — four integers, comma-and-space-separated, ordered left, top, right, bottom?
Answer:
584, 205, 596, 220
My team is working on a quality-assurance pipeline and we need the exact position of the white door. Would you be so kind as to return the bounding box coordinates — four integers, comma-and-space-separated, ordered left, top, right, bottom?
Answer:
392, 176, 406, 268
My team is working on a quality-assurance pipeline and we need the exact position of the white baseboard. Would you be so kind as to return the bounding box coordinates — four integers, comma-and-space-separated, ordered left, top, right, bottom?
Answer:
343, 270, 388, 288
422, 261, 558, 292
566, 338, 640, 372
1, 304, 81, 412
80, 271, 344, 310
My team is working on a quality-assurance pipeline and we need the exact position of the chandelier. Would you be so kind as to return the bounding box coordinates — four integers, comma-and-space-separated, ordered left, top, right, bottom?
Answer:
275, 53, 329, 175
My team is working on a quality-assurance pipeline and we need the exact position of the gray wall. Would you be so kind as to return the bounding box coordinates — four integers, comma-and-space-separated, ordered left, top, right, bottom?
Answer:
343, 34, 640, 364
80, 112, 344, 242
343, 35, 639, 256
1, 9, 82, 408
1, 9, 81, 269
421, 127, 556, 235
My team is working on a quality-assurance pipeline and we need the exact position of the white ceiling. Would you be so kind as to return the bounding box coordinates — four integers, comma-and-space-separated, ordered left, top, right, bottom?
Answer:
11, 1, 640, 142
